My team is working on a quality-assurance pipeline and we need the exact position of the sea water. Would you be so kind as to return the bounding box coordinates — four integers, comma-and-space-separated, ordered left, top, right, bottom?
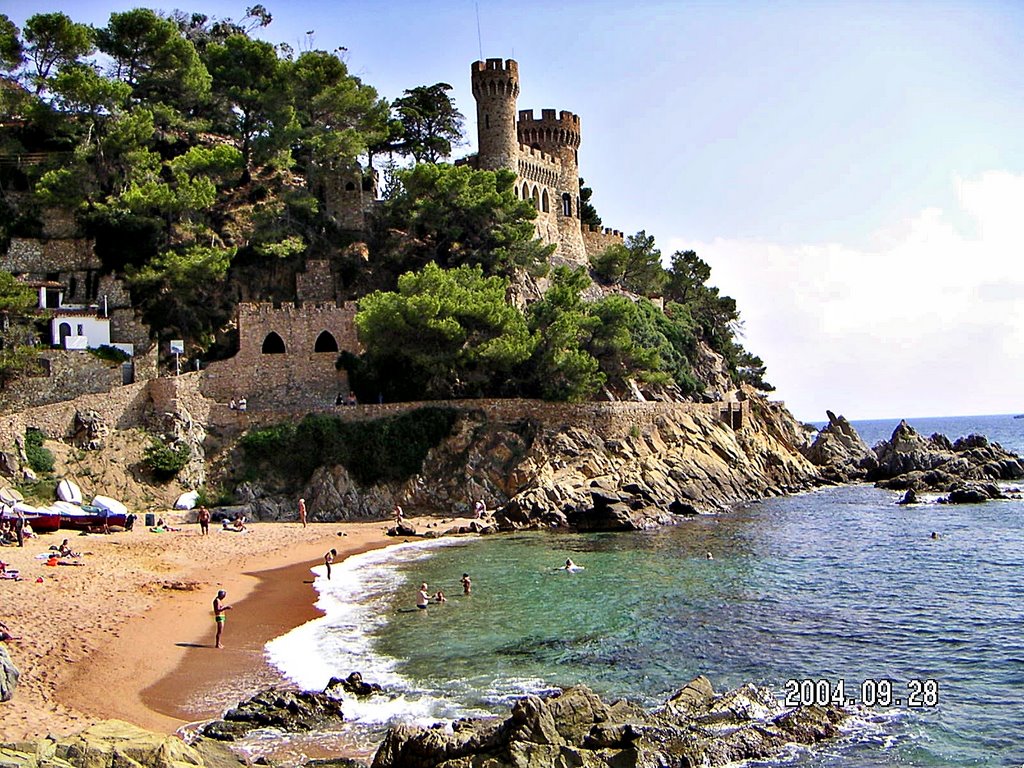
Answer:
265, 414, 1024, 765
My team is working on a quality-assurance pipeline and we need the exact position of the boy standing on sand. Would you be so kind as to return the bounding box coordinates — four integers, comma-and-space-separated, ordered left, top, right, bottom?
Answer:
198, 506, 210, 535
213, 590, 231, 648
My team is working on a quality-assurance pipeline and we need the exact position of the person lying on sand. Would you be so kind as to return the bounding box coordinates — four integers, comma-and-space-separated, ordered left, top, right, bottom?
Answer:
0, 561, 20, 580
0, 621, 19, 641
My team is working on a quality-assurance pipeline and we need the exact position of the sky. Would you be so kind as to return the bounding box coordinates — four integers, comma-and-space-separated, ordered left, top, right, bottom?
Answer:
7, 0, 1024, 421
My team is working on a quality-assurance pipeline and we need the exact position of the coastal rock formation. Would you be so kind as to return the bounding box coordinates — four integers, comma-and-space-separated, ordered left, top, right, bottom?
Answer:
870, 421, 1024, 493
370, 677, 847, 768
0, 644, 19, 702
802, 410, 878, 481
201, 688, 346, 741
326, 672, 384, 698
0, 719, 243, 768
296, 395, 820, 530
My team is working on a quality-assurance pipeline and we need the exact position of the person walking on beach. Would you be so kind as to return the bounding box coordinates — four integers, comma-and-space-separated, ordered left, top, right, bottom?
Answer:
213, 590, 231, 648
325, 548, 337, 579
462, 573, 472, 595
198, 506, 210, 536
417, 582, 430, 610
298, 498, 307, 528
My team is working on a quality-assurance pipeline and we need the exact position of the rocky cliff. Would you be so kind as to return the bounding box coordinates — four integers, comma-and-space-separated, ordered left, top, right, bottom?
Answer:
283, 395, 821, 529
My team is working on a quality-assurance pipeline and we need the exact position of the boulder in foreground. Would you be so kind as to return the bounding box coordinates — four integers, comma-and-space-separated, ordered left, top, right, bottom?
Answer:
370, 676, 848, 768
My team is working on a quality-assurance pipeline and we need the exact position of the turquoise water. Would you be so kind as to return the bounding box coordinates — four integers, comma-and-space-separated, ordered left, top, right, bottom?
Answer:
267, 414, 1024, 765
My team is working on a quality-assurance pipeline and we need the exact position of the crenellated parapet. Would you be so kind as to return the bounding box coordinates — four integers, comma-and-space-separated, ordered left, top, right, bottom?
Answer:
518, 154, 560, 188
517, 109, 582, 151
471, 58, 520, 99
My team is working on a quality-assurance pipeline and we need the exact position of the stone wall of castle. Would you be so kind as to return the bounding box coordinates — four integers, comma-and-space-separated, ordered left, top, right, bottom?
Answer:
0, 351, 126, 415
200, 301, 361, 409
226, 397, 748, 438
3, 237, 100, 273
295, 260, 335, 302
582, 225, 625, 258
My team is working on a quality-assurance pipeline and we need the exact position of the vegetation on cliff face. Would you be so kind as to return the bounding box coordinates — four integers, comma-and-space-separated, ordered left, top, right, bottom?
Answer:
239, 407, 458, 486
0, 5, 771, 399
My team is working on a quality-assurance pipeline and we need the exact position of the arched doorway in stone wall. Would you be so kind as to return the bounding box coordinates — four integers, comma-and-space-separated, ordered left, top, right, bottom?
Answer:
314, 330, 339, 353
261, 332, 286, 354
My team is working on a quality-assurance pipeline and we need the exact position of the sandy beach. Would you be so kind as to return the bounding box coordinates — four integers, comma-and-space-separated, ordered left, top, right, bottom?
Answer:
0, 516, 419, 741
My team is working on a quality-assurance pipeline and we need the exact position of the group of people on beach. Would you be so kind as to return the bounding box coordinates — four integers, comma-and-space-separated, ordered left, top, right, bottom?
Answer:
0, 512, 27, 547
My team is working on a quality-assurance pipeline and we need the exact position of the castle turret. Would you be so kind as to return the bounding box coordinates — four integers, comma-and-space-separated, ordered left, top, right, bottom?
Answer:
518, 108, 585, 264
471, 59, 520, 172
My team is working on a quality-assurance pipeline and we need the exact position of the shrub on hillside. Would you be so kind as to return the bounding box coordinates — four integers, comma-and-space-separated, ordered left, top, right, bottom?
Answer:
240, 407, 458, 486
144, 438, 191, 480
24, 428, 55, 474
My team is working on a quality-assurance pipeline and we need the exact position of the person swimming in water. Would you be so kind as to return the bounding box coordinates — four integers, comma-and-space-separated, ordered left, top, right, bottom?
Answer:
563, 558, 584, 571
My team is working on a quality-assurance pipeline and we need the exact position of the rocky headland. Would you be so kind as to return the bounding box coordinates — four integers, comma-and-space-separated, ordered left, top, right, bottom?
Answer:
802, 415, 1024, 503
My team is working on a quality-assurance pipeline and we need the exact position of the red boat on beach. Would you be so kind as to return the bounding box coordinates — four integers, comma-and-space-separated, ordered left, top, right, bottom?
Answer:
0, 502, 62, 534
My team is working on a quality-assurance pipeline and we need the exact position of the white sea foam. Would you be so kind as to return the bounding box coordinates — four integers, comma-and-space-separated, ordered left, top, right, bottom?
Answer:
264, 537, 474, 727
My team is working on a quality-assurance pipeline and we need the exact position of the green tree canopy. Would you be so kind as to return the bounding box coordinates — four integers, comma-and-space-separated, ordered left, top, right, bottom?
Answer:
665, 249, 711, 304
579, 177, 601, 227
22, 12, 94, 94
373, 162, 551, 280
96, 8, 210, 109
526, 266, 604, 401
287, 49, 390, 168
0, 14, 23, 73
205, 33, 290, 175
389, 82, 464, 163
352, 262, 537, 400
589, 230, 667, 296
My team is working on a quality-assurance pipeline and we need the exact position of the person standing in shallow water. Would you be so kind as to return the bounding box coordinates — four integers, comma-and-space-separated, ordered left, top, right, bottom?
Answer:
325, 548, 336, 579
462, 573, 472, 595
213, 590, 231, 648
417, 583, 430, 610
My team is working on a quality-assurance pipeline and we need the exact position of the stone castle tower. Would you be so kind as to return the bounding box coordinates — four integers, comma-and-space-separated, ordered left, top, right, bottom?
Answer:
466, 58, 600, 266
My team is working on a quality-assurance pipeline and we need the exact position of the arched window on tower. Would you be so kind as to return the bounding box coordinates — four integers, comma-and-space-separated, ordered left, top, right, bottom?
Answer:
561, 193, 572, 217
541, 189, 550, 213
314, 330, 339, 353
344, 181, 356, 191
261, 332, 286, 354
532, 186, 541, 211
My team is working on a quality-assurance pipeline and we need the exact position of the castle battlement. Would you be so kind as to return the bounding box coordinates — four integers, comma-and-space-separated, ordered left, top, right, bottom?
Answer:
518, 109, 581, 127
518, 143, 561, 165
239, 301, 359, 318
473, 58, 518, 75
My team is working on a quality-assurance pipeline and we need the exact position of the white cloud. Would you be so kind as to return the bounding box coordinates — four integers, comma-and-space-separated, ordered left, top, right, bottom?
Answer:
668, 171, 1024, 421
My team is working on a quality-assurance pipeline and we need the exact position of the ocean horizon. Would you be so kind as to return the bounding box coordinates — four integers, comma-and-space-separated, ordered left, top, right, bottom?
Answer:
258, 413, 1024, 766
